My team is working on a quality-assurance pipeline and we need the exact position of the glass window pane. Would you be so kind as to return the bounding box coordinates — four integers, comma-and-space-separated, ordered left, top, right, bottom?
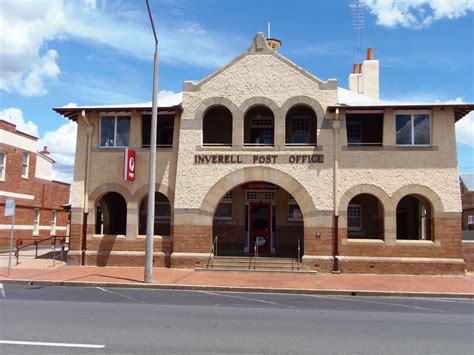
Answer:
396, 115, 412, 145
288, 204, 302, 219
156, 202, 170, 218
101, 118, 115, 147
116, 116, 130, 147
252, 206, 269, 229
215, 202, 232, 218
414, 114, 430, 145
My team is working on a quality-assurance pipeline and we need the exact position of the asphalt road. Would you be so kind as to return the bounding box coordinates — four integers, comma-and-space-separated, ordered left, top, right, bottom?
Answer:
0, 283, 472, 354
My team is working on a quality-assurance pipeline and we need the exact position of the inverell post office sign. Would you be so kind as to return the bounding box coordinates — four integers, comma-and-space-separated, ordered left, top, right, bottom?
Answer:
194, 154, 323, 165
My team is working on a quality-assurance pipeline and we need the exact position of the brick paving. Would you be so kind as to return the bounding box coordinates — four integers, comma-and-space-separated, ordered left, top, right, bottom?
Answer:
0, 266, 473, 296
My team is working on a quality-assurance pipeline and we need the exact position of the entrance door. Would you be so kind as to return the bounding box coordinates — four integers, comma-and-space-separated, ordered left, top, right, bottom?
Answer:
249, 202, 272, 255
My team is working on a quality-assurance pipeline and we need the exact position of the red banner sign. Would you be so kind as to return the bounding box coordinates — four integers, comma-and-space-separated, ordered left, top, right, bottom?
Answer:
124, 148, 136, 181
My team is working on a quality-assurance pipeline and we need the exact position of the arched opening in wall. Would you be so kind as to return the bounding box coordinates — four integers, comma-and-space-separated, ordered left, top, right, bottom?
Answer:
212, 181, 304, 258
203, 106, 233, 146
95, 192, 127, 235
139, 192, 171, 236
285, 105, 317, 145
347, 194, 384, 239
396, 194, 432, 240
244, 106, 274, 146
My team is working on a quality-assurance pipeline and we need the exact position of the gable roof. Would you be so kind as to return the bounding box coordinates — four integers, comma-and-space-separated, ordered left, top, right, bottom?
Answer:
461, 174, 474, 192
53, 93, 182, 121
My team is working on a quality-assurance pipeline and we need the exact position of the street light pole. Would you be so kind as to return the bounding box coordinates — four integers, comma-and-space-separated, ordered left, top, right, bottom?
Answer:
145, 0, 159, 283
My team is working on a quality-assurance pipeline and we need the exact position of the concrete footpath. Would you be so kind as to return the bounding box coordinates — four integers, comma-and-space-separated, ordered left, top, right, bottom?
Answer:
0, 265, 473, 298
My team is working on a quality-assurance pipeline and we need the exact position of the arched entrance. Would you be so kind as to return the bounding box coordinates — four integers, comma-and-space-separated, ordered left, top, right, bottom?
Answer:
95, 192, 127, 235
212, 181, 304, 258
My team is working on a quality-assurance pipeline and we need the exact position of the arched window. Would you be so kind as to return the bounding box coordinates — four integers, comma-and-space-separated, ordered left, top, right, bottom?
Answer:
347, 194, 384, 239
139, 192, 171, 236
244, 106, 274, 146
396, 195, 432, 240
285, 105, 317, 145
203, 106, 233, 145
95, 192, 127, 235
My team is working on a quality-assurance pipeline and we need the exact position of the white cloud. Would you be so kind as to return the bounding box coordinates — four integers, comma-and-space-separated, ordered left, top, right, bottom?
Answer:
0, 107, 39, 137
456, 111, 474, 147
0, 106, 76, 182
158, 90, 176, 98
363, 0, 474, 28
62, 102, 78, 108
0, 0, 64, 95
0, 0, 241, 97
39, 120, 77, 182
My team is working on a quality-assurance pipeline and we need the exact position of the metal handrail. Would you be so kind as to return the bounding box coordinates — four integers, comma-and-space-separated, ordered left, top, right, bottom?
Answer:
297, 238, 301, 270
206, 236, 218, 269
15, 235, 67, 266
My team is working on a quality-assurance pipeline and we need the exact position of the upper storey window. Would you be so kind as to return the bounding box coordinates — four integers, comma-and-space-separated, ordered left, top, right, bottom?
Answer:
0, 151, 5, 181
100, 115, 131, 147
244, 106, 274, 146
142, 114, 175, 147
286, 106, 317, 145
22, 152, 29, 178
346, 113, 383, 146
203, 106, 232, 146
396, 112, 431, 146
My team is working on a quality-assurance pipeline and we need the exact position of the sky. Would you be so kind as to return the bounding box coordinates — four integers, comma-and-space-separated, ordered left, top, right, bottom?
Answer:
0, 0, 473, 182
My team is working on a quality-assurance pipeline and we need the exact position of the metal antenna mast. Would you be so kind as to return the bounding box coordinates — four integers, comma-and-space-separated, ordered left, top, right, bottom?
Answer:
349, 0, 365, 92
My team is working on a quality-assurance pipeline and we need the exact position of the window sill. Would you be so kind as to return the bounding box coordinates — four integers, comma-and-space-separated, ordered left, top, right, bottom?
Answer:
396, 240, 437, 246
346, 238, 385, 244
136, 235, 171, 239
342, 145, 439, 151
284, 145, 323, 151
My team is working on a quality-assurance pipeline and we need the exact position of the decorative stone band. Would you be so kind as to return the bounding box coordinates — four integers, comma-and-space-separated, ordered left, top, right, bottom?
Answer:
335, 256, 465, 264
171, 252, 209, 259
68, 250, 169, 257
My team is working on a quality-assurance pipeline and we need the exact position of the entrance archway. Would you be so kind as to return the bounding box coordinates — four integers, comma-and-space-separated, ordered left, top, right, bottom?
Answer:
212, 181, 304, 258
95, 192, 127, 235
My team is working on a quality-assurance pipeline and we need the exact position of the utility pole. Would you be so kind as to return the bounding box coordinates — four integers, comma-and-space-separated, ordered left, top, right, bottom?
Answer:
144, 0, 159, 283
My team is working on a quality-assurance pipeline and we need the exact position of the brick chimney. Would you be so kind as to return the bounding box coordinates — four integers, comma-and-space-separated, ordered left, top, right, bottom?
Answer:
41, 146, 50, 155
348, 48, 380, 99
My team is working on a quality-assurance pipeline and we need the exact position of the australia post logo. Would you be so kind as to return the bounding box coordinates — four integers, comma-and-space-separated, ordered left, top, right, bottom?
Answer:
124, 148, 136, 181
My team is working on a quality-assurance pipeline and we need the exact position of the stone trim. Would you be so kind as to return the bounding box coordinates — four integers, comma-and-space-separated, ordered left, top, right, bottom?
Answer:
391, 184, 444, 214
342, 146, 439, 151
239, 96, 281, 116
338, 184, 391, 215
337, 255, 465, 264
131, 183, 174, 205
171, 252, 209, 258
88, 182, 133, 204
199, 166, 316, 224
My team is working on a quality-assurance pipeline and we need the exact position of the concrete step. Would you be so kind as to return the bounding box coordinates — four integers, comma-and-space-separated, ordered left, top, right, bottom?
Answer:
202, 256, 311, 272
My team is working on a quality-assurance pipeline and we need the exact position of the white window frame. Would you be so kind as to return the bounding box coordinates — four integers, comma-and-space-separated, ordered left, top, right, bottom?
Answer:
99, 114, 131, 148
51, 210, 57, 235
347, 204, 362, 232
214, 192, 233, 220
287, 195, 303, 221
33, 208, 40, 236
21, 151, 29, 178
395, 110, 432, 146
468, 215, 474, 225
0, 151, 6, 181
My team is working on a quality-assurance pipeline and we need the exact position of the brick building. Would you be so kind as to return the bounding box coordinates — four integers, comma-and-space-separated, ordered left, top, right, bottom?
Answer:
54, 33, 473, 274
460, 174, 474, 231
0, 120, 70, 244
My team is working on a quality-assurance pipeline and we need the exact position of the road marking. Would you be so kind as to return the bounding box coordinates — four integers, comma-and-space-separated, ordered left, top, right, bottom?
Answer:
198, 290, 295, 308
96, 287, 145, 303
304, 294, 446, 313
0, 340, 105, 348
0, 284, 6, 299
